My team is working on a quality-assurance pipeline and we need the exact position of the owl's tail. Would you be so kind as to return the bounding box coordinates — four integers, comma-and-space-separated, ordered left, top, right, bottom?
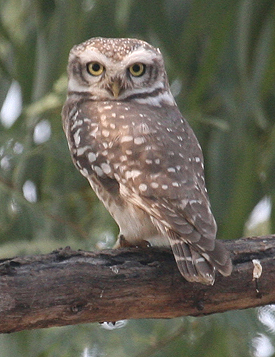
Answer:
169, 235, 232, 285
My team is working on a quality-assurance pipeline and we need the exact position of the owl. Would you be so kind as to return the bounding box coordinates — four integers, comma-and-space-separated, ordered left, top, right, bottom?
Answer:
62, 37, 232, 285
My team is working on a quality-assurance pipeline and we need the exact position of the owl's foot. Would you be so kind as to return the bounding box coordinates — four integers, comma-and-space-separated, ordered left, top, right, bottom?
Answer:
116, 235, 133, 247
114, 235, 151, 248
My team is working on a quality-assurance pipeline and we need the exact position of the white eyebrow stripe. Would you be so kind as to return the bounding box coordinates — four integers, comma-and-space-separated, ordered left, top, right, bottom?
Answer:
122, 49, 159, 67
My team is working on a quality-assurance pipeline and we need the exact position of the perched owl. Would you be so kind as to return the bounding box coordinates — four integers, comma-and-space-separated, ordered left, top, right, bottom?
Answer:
62, 37, 232, 285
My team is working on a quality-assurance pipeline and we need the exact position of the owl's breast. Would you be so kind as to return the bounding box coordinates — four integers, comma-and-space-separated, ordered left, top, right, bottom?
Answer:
66, 100, 141, 176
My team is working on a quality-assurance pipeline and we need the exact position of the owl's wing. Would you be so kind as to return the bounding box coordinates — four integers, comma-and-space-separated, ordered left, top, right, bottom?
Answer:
66, 100, 232, 284
109, 104, 232, 284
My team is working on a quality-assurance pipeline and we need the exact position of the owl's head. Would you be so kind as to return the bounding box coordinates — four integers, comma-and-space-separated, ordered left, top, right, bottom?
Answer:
67, 37, 174, 106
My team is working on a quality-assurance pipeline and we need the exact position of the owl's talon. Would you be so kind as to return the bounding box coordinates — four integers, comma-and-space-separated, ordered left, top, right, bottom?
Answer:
118, 235, 132, 248
135, 240, 151, 248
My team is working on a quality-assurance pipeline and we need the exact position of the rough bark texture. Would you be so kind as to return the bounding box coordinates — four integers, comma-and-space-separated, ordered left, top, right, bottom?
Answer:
0, 235, 275, 334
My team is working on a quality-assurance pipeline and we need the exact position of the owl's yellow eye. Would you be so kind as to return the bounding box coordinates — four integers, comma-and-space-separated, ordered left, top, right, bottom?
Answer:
129, 63, 146, 77
87, 62, 104, 76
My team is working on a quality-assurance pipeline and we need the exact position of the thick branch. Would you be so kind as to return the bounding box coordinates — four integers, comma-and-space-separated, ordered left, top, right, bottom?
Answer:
0, 235, 275, 334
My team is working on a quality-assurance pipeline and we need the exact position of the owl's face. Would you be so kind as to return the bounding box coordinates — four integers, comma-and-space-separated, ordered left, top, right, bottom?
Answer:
67, 37, 174, 106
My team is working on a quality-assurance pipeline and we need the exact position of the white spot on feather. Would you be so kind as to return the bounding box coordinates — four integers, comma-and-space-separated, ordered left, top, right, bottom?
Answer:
71, 119, 83, 130
103, 105, 113, 110
172, 182, 180, 187
73, 128, 81, 146
101, 163, 112, 175
94, 166, 104, 176
121, 135, 133, 143
125, 170, 141, 180
80, 168, 88, 176
76, 146, 90, 156
139, 183, 147, 192
134, 137, 146, 145
102, 130, 110, 137
88, 152, 97, 163
151, 182, 159, 188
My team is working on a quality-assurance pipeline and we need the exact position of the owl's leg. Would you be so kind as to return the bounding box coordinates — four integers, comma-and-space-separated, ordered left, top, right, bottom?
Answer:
113, 234, 150, 248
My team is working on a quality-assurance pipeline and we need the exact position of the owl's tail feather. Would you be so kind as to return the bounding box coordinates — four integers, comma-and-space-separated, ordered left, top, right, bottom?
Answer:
201, 238, 233, 277
170, 239, 215, 285
169, 235, 232, 285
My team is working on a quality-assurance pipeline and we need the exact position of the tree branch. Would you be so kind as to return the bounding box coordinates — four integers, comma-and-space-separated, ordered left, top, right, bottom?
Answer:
0, 235, 275, 334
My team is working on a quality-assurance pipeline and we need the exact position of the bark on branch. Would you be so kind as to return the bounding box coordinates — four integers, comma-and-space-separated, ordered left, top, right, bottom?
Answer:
0, 235, 275, 334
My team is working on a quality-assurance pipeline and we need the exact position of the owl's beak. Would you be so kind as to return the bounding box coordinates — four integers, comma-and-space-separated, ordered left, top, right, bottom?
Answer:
111, 80, 122, 98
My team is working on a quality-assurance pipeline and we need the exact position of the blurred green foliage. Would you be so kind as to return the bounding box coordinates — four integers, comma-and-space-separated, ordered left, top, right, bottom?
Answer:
1, 0, 275, 356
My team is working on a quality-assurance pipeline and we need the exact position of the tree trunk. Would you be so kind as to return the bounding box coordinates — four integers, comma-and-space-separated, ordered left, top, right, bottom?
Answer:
0, 235, 275, 334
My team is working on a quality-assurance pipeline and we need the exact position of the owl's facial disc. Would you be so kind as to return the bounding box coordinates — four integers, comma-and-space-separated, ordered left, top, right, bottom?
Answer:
68, 38, 175, 105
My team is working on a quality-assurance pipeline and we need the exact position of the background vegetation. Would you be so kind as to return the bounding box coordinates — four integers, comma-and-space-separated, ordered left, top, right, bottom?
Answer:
1, 0, 275, 356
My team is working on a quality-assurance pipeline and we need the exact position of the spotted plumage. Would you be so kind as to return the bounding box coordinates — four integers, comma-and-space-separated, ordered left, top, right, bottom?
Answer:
62, 37, 232, 284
